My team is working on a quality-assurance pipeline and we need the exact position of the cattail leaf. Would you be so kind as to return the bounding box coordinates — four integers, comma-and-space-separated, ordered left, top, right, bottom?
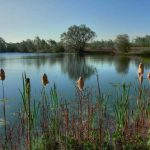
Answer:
0, 99, 8, 102
0, 118, 9, 126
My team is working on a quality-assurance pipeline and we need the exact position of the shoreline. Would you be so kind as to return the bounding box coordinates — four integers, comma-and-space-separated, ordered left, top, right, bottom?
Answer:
0, 49, 150, 56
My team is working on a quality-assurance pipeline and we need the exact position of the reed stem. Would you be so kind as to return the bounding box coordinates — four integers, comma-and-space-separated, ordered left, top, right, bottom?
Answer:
2, 80, 7, 148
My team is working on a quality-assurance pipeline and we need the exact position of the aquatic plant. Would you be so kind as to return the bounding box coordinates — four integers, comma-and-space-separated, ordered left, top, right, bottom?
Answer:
42, 73, 49, 86
0, 69, 149, 149
0, 68, 7, 149
147, 72, 150, 81
76, 76, 84, 91
138, 63, 144, 76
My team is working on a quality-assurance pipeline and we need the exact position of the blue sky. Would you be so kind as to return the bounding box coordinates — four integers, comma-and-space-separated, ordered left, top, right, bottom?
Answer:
0, 0, 150, 42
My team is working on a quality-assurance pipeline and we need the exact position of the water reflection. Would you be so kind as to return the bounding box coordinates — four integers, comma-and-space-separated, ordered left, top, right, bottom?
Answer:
0, 57, 6, 68
114, 56, 130, 74
138, 74, 143, 85
21, 54, 95, 80
21, 54, 64, 68
135, 57, 150, 69
0, 53, 150, 79
0, 53, 150, 120
61, 54, 94, 80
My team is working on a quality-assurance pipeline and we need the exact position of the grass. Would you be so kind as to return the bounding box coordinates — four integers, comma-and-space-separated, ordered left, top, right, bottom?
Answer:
0, 71, 150, 149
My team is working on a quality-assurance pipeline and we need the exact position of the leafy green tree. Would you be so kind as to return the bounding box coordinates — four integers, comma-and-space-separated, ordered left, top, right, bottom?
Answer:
33, 36, 50, 52
18, 39, 36, 52
115, 34, 130, 52
61, 24, 96, 52
133, 35, 150, 47
47, 40, 64, 52
88, 40, 114, 49
0, 37, 7, 52
47, 39, 57, 51
6, 43, 18, 52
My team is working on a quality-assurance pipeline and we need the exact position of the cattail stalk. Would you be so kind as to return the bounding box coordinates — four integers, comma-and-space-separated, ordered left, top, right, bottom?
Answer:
41, 73, 49, 134
2, 80, 7, 148
95, 68, 101, 97
147, 73, 150, 81
25, 78, 31, 150
0, 69, 7, 148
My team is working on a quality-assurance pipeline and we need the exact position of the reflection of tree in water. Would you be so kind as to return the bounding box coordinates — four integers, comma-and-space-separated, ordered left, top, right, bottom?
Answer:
84, 54, 114, 66
0, 57, 6, 68
21, 54, 94, 80
134, 57, 150, 70
61, 54, 94, 80
114, 56, 130, 74
21, 54, 64, 68
84, 55, 131, 74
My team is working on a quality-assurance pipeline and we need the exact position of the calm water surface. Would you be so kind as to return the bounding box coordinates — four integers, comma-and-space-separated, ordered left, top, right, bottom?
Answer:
0, 53, 150, 121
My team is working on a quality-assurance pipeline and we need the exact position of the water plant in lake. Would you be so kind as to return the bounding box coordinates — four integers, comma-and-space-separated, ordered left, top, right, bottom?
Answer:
0, 69, 7, 149
0, 64, 150, 149
147, 72, 150, 81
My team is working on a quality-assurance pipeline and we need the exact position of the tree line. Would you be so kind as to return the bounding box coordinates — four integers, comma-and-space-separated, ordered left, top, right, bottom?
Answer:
0, 24, 150, 53
0, 36, 65, 53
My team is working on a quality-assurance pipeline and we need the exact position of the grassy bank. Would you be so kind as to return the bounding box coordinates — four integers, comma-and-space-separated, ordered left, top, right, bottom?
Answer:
84, 47, 150, 56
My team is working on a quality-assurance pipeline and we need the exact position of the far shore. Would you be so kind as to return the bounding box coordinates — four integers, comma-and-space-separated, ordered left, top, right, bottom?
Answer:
0, 47, 150, 56
83, 47, 150, 56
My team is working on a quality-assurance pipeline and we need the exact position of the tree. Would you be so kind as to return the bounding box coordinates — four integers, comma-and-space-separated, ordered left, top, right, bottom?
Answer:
88, 40, 114, 49
115, 34, 130, 52
133, 35, 150, 47
61, 24, 96, 52
0, 37, 6, 52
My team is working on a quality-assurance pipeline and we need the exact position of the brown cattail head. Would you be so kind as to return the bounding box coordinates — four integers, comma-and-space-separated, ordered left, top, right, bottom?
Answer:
0, 69, 5, 81
138, 63, 144, 75
25, 78, 30, 96
138, 74, 143, 85
147, 73, 150, 81
42, 73, 49, 86
77, 76, 84, 91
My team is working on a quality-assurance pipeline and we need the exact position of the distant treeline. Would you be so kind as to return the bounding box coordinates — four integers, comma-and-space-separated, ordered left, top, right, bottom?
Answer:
1, 35, 150, 53
0, 36, 65, 53
1, 24, 150, 53
88, 35, 150, 49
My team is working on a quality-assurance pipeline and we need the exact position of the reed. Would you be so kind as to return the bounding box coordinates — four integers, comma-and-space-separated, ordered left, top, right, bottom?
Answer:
0, 69, 7, 149
0, 68, 149, 149
19, 73, 41, 150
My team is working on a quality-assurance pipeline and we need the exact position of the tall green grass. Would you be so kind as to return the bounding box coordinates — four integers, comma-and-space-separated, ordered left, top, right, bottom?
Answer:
0, 72, 150, 149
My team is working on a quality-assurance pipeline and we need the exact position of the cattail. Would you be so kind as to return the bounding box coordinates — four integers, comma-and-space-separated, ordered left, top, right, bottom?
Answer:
77, 76, 84, 91
0, 69, 5, 81
147, 72, 150, 81
25, 78, 31, 96
138, 74, 143, 85
42, 73, 49, 86
138, 63, 144, 75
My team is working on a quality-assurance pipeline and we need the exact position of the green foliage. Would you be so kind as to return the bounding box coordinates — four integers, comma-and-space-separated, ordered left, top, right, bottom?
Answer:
0, 37, 6, 51
1, 30, 150, 53
1, 70, 150, 149
50, 83, 59, 110
125, 135, 148, 150
61, 135, 79, 150
115, 34, 130, 52
32, 135, 59, 150
88, 40, 114, 49
61, 24, 96, 52
83, 141, 98, 150
138, 49, 150, 56
113, 83, 130, 130
133, 35, 150, 47
0, 36, 64, 53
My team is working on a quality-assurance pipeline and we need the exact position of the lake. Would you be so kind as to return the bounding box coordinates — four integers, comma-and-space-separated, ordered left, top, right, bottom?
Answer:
0, 53, 150, 122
